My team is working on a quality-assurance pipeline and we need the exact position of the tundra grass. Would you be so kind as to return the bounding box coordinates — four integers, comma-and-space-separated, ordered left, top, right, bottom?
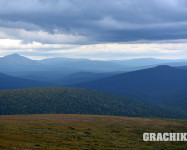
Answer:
0, 114, 187, 150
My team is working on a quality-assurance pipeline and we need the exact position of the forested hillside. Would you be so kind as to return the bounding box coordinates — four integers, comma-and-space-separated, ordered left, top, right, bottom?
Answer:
0, 87, 185, 119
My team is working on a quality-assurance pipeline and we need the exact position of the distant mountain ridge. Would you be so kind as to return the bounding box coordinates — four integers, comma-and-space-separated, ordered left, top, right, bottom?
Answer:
73, 65, 187, 116
110, 57, 187, 67
0, 53, 37, 65
0, 54, 128, 82
1, 53, 187, 85
74, 65, 187, 94
1, 53, 187, 74
0, 72, 51, 90
37, 57, 127, 72
0, 53, 44, 73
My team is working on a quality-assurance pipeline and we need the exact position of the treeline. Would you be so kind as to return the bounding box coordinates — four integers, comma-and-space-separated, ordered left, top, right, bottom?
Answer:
0, 87, 186, 119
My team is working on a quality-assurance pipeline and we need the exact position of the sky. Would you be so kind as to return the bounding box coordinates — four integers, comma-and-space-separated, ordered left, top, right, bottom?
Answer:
0, 0, 187, 60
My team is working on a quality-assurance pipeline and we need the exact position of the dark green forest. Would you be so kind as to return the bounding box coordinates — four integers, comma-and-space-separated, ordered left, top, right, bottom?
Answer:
0, 87, 186, 119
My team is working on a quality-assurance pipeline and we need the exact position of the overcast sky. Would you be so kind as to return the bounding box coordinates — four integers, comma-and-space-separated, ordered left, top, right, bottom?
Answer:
0, 0, 187, 60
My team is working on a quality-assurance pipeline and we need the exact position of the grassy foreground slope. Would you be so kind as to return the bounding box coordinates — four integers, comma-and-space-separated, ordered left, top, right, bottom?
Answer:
0, 87, 185, 119
0, 114, 187, 150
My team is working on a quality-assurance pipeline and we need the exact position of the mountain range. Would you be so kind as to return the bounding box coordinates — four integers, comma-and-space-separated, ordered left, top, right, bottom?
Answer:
110, 57, 187, 67
0, 54, 127, 82
1, 53, 187, 95
73, 65, 187, 116
1, 53, 187, 78
1, 53, 187, 119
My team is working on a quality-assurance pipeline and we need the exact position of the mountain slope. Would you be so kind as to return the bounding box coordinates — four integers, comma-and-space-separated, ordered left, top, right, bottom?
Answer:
59, 71, 120, 85
179, 66, 187, 70
0, 87, 184, 119
165, 61, 187, 67
0, 53, 37, 65
74, 65, 187, 114
0, 72, 51, 90
74, 65, 187, 93
0, 53, 44, 73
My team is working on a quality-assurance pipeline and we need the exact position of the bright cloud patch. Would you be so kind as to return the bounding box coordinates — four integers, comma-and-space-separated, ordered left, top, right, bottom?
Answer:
0, 38, 187, 60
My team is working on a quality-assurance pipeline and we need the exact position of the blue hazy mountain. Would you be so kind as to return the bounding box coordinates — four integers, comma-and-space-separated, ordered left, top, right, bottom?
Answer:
165, 61, 187, 67
0, 72, 51, 90
0, 53, 44, 73
74, 65, 187, 94
38, 57, 127, 72
74, 65, 187, 114
110, 58, 187, 67
59, 71, 122, 85
179, 66, 187, 70
1, 53, 187, 85
0, 54, 64, 82
0, 54, 127, 82
0, 53, 36, 65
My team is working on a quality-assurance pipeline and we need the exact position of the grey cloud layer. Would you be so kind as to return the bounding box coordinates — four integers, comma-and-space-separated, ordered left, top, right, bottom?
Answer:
0, 0, 187, 43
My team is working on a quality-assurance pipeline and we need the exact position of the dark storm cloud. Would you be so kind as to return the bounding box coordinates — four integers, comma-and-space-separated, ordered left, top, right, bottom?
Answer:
0, 0, 187, 43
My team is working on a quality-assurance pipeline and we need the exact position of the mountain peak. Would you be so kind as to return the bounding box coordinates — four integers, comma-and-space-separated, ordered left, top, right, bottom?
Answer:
0, 53, 38, 65
145, 65, 179, 73
153, 65, 182, 70
11, 53, 20, 56
2, 53, 32, 61
4, 53, 23, 59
